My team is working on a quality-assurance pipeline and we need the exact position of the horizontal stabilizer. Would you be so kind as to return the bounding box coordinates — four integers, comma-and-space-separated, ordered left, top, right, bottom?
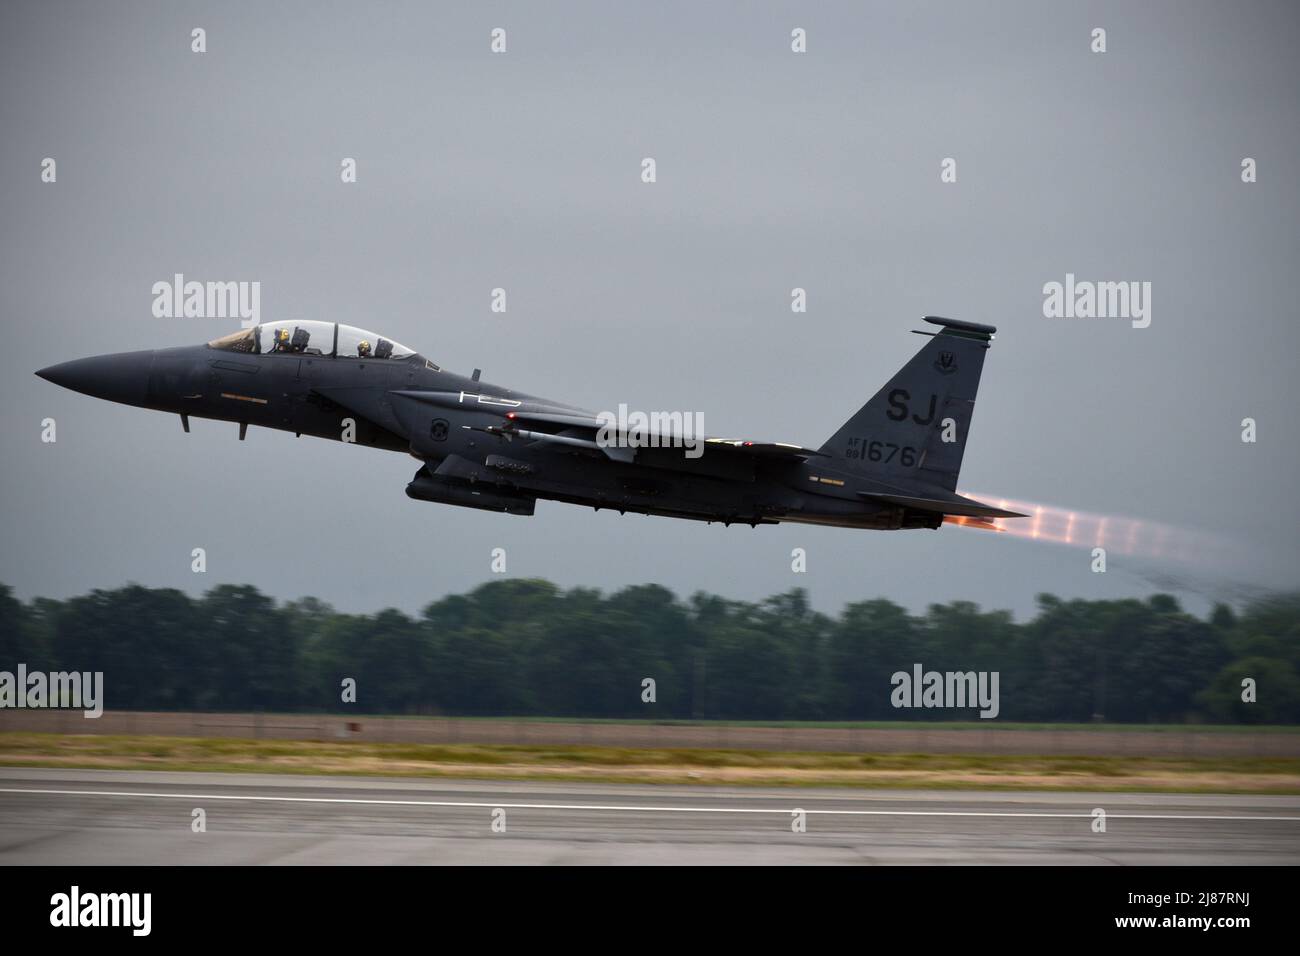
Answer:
859, 490, 1026, 519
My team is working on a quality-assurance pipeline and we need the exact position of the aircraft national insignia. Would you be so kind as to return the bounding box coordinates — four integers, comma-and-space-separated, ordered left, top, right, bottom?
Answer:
934, 350, 958, 375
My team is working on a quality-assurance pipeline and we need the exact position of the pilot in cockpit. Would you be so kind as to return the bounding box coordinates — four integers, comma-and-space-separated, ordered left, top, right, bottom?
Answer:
273, 327, 313, 353
356, 339, 372, 358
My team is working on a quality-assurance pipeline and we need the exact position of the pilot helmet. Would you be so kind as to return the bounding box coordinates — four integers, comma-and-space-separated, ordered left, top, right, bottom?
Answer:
357, 339, 371, 356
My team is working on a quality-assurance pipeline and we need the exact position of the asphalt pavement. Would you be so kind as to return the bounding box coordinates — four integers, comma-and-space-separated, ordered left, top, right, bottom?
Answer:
2, 768, 1296, 865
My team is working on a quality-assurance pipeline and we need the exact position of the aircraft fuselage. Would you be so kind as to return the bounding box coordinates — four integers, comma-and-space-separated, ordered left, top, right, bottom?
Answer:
37, 317, 1024, 530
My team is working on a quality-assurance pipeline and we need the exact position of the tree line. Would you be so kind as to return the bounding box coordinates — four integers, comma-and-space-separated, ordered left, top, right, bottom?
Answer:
1, 580, 1297, 723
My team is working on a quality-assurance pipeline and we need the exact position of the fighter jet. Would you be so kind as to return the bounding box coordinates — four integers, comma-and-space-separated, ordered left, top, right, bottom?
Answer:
36, 316, 1024, 529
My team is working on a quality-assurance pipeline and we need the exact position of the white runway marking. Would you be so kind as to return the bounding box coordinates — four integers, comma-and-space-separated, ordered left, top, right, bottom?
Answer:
2, 787, 1298, 821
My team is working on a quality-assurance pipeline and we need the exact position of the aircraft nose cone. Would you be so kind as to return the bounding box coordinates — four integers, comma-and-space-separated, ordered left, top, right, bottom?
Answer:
36, 350, 154, 407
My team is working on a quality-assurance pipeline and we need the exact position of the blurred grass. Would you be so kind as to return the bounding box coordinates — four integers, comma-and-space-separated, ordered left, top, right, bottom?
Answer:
2, 732, 1299, 793
314, 716, 1300, 733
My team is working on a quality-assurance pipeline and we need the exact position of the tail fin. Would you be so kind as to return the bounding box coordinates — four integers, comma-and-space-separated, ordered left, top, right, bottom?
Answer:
819, 317, 996, 493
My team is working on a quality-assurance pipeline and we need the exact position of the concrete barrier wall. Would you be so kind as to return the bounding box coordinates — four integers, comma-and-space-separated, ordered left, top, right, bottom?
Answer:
2, 709, 1298, 757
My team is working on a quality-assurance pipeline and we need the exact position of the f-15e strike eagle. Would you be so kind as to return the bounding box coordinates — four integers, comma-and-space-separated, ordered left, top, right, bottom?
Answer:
36, 316, 1024, 529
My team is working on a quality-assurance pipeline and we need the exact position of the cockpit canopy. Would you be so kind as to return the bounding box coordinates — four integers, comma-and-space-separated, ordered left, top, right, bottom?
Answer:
208, 322, 418, 361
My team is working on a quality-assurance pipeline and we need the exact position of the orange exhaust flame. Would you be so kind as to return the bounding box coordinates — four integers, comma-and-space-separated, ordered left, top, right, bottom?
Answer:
944, 514, 1006, 532
947, 491, 1222, 566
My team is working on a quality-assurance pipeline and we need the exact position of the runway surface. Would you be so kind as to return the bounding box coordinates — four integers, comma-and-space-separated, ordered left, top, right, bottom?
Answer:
2, 768, 1298, 864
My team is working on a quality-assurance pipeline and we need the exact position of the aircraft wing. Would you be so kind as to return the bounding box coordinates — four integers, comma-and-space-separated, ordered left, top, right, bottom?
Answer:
385, 391, 825, 467
698, 438, 829, 461
507, 410, 825, 462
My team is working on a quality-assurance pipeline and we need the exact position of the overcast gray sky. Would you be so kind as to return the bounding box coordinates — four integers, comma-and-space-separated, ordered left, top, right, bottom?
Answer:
2, 0, 1297, 618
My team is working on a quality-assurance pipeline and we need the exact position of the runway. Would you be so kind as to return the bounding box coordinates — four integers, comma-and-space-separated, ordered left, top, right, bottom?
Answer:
1, 768, 1297, 865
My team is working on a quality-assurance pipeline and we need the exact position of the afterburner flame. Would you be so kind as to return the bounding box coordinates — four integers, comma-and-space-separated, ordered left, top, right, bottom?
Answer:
948, 491, 1216, 564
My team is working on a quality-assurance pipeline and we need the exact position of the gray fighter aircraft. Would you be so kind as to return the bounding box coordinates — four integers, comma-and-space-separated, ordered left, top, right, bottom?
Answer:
36, 316, 1024, 529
